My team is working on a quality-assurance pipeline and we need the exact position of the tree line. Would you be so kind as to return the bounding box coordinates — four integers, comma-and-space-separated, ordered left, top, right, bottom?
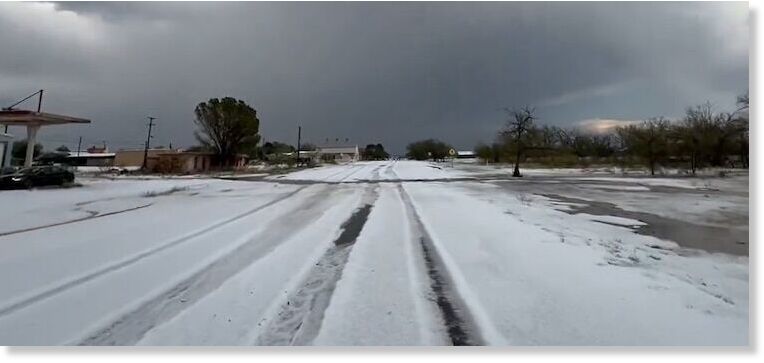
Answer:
191, 97, 391, 165
475, 94, 749, 176
405, 139, 453, 161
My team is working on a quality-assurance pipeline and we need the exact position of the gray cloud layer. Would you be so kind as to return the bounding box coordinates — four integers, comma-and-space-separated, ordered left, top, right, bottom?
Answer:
0, 1, 748, 154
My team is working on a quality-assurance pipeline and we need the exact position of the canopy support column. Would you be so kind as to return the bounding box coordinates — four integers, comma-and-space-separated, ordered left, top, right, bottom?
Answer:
24, 124, 39, 167
2, 143, 10, 167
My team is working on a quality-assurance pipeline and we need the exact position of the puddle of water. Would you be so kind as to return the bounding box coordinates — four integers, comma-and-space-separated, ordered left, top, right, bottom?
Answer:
541, 193, 748, 256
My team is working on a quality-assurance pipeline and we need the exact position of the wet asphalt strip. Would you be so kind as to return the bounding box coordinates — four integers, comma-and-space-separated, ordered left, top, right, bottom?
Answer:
397, 184, 484, 346
255, 185, 379, 345
223, 175, 482, 185
77, 185, 335, 345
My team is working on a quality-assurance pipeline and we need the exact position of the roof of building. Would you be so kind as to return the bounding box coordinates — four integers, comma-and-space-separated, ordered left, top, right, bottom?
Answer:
284, 150, 319, 156
457, 150, 476, 156
115, 148, 180, 153
155, 151, 249, 158
157, 151, 214, 156
0, 110, 90, 126
318, 145, 359, 154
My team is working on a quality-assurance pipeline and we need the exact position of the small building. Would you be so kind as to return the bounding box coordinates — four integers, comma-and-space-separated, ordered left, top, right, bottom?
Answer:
114, 148, 173, 169
66, 151, 116, 167
152, 151, 249, 174
316, 145, 359, 163
457, 150, 476, 159
86, 145, 108, 154
153, 152, 213, 174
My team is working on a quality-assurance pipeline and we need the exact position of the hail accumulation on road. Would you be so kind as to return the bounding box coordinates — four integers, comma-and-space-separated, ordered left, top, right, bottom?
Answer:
0, 160, 749, 346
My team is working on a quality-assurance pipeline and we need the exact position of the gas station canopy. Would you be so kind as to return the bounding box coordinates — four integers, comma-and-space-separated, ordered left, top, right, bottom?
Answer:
0, 109, 91, 167
0, 110, 90, 125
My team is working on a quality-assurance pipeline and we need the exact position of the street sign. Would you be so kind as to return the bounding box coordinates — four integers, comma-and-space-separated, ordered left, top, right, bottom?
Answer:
448, 148, 456, 156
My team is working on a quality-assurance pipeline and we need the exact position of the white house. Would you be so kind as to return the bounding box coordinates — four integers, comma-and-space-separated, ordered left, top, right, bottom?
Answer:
457, 150, 476, 159
316, 145, 359, 163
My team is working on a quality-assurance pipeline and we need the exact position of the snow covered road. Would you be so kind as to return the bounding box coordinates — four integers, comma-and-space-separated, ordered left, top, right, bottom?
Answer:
0, 161, 749, 345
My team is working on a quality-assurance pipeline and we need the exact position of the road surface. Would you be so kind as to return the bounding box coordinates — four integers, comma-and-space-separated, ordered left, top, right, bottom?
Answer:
0, 161, 748, 345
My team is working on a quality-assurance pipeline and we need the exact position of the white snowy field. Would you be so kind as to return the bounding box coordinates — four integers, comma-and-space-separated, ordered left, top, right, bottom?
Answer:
0, 161, 748, 345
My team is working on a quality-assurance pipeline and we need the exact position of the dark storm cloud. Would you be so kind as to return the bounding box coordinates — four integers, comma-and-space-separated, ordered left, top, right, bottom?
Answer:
0, 2, 748, 154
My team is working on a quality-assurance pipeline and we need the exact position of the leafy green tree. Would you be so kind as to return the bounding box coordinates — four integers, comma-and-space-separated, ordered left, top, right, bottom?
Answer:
299, 143, 317, 151
261, 141, 295, 156
55, 145, 70, 153
363, 144, 389, 160
12, 140, 43, 161
406, 139, 452, 161
194, 97, 261, 165
474, 143, 493, 163
186, 145, 212, 152
474, 143, 504, 164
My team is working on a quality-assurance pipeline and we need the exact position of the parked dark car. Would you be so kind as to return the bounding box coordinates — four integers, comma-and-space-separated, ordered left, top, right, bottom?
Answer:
0, 166, 17, 175
0, 166, 75, 189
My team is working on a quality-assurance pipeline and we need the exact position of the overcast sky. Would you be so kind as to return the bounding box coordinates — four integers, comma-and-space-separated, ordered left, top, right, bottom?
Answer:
0, 1, 749, 154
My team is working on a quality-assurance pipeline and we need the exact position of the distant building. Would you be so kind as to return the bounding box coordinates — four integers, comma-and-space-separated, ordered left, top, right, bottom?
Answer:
457, 150, 476, 159
153, 151, 249, 174
66, 151, 116, 167
86, 145, 108, 154
114, 148, 248, 173
153, 152, 213, 174
316, 145, 359, 163
114, 148, 173, 168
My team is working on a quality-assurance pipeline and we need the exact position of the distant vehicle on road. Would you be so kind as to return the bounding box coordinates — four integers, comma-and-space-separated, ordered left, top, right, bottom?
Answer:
0, 165, 75, 189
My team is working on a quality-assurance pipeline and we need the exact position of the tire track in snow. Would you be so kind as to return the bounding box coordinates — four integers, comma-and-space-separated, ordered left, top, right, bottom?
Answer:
383, 160, 397, 180
359, 163, 386, 182
0, 203, 153, 238
396, 184, 484, 346
321, 164, 363, 182
0, 186, 308, 320
335, 163, 368, 182
254, 185, 380, 346
78, 185, 339, 345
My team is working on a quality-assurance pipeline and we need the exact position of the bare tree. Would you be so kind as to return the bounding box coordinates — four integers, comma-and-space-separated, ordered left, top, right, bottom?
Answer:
734, 92, 749, 168
500, 106, 536, 177
677, 102, 715, 175
737, 92, 749, 109
618, 118, 670, 176
480, 95, 746, 174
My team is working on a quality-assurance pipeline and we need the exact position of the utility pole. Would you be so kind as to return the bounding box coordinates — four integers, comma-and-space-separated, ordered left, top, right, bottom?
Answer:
142, 116, 156, 170
76, 136, 82, 157
296, 125, 301, 165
